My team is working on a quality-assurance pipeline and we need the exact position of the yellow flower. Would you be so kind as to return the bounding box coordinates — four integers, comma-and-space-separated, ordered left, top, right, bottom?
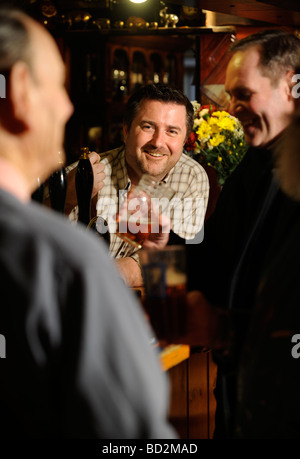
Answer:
210, 124, 222, 136
185, 101, 248, 186
218, 117, 236, 131
211, 111, 224, 118
208, 111, 236, 131
196, 120, 211, 139
210, 134, 225, 147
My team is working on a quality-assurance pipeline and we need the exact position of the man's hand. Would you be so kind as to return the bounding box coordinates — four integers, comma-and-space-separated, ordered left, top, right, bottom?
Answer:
88, 151, 105, 198
171, 290, 231, 349
142, 213, 171, 249
115, 257, 143, 287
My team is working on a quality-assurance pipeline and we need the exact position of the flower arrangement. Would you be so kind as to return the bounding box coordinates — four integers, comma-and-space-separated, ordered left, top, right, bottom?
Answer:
185, 101, 248, 185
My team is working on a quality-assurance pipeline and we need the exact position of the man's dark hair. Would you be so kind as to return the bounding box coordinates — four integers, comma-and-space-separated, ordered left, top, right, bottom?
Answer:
124, 83, 194, 138
229, 29, 300, 86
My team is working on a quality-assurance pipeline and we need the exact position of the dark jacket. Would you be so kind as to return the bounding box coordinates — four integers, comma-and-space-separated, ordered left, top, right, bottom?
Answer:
186, 140, 300, 437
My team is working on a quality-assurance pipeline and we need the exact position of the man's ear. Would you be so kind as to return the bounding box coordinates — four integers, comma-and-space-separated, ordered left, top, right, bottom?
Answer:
9, 61, 33, 130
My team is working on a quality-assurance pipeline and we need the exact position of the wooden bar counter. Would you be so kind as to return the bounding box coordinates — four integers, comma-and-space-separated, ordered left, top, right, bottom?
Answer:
161, 345, 217, 439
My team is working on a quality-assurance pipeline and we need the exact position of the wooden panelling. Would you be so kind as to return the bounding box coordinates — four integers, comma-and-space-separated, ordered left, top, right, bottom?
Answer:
197, 0, 300, 26
188, 351, 217, 439
168, 350, 218, 439
168, 359, 189, 439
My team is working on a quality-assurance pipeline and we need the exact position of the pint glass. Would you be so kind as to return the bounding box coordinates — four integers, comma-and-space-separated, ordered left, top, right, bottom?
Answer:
116, 174, 175, 249
139, 245, 187, 341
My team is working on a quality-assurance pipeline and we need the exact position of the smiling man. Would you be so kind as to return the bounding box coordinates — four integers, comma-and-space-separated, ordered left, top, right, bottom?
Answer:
123, 95, 188, 184
184, 29, 300, 438
188, 29, 300, 303
67, 84, 209, 286
225, 42, 295, 148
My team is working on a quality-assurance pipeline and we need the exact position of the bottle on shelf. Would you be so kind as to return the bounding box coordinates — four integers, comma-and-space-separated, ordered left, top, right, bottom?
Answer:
75, 147, 94, 226
112, 49, 129, 101
131, 51, 146, 93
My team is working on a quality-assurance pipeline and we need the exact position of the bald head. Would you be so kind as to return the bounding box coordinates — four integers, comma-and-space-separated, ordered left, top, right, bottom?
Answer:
0, 7, 73, 191
0, 9, 31, 74
0, 9, 64, 85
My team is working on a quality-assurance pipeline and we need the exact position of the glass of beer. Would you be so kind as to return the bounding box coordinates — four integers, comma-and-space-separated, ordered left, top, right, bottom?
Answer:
139, 245, 187, 342
116, 174, 175, 249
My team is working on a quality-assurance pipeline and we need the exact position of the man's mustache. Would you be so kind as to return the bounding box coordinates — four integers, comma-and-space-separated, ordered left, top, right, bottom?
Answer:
142, 145, 167, 155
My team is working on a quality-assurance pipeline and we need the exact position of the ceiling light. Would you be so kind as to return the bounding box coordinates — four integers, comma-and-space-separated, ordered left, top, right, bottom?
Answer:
129, 0, 148, 4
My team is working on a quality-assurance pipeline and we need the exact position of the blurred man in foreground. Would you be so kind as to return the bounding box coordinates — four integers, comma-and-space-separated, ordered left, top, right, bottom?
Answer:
0, 7, 176, 439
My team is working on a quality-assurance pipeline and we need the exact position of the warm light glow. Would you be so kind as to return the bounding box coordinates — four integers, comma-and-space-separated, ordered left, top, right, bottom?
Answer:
129, 0, 148, 3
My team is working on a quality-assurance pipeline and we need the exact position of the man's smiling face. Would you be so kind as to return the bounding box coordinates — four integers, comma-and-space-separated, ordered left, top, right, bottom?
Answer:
225, 46, 294, 148
124, 99, 187, 185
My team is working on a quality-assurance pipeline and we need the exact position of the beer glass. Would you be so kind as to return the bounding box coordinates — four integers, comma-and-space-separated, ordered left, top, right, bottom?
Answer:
87, 215, 110, 248
116, 174, 175, 249
139, 245, 187, 342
